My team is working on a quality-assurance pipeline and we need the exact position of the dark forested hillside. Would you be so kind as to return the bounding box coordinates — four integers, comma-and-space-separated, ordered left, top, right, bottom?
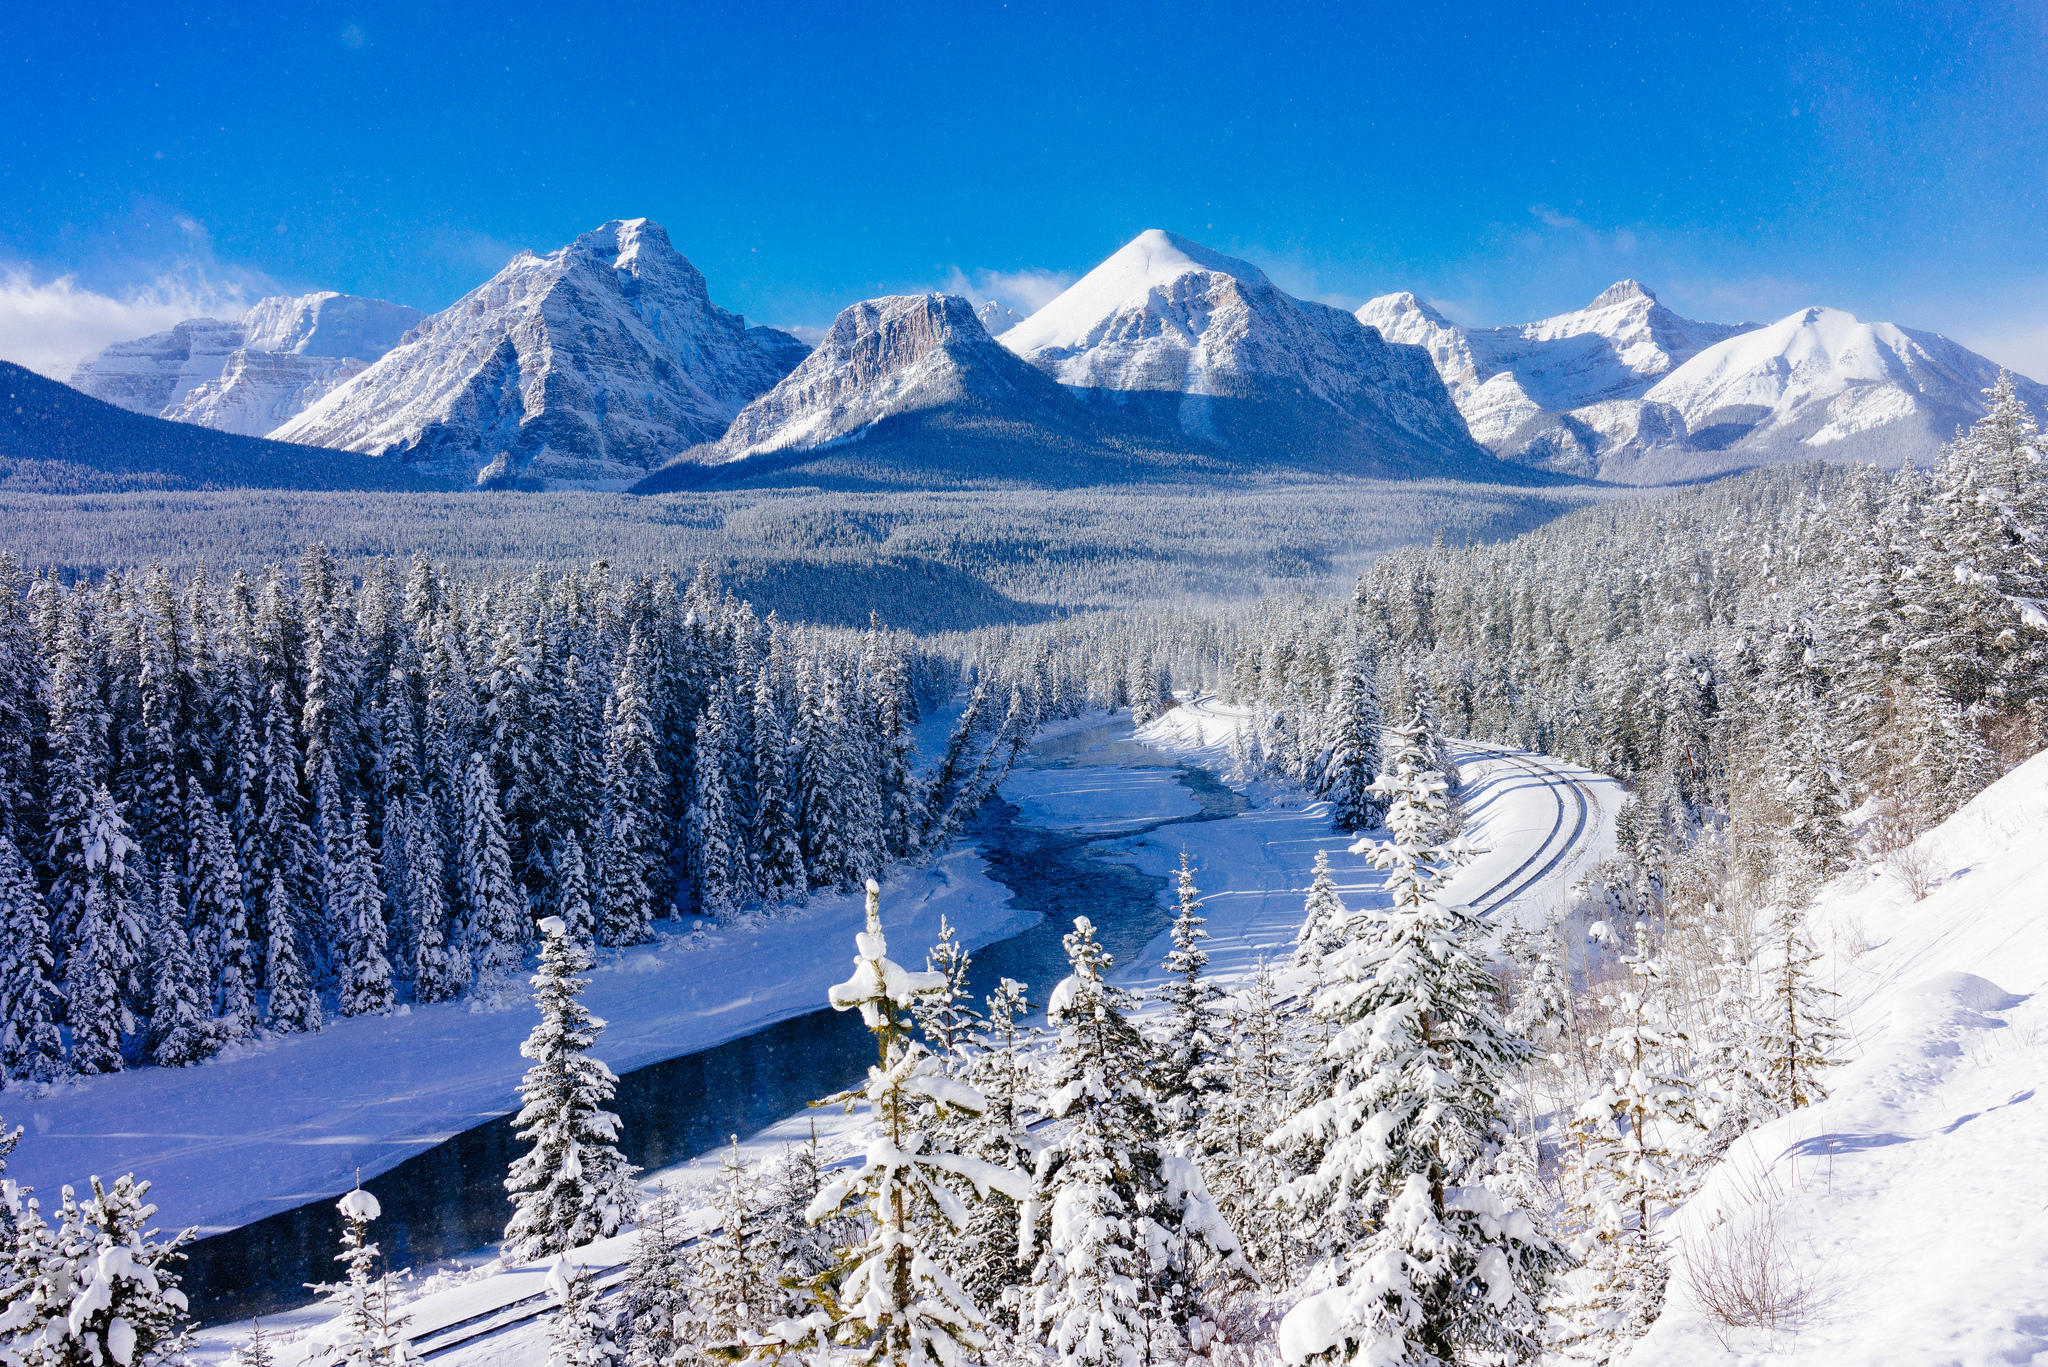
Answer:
0, 362, 442, 493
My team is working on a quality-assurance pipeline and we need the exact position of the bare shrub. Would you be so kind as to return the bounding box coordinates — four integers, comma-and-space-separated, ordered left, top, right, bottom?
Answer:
1681, 1200, 1830, 1343
1884, 839, 1938, 902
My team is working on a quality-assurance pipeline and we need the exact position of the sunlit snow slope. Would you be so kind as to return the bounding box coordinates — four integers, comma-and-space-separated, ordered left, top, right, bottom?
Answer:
1631, 750, 2048, 1366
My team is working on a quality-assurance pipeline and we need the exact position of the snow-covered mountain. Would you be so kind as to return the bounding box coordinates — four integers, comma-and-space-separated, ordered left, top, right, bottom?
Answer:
275, 219, 805, 486
638, 293, 1176, 490
1359, 284, 2046, 482
69, 292, 423, 437
1002, 230, 1506, 480
975, 299, 1026, 336
1637, 306, 2048, 476
1357, 282, 1750, 478
69, 317, 253, 417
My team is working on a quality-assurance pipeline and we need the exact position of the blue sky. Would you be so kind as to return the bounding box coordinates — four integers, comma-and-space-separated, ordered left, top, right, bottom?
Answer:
3, 0, 2044, 376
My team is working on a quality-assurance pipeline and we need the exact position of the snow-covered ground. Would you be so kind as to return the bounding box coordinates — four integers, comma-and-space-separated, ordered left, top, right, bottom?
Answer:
1632, 750, 2048, 1366
187, 701, 1620, 1366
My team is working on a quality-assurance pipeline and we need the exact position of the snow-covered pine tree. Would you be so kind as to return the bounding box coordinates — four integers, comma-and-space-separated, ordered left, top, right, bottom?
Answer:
1549, 938, 1700, 1360
1292, 849, 1349, 976
329, 1187, 412, 1367
1157, 855, 1223, 1153
688, 1137, 770, 1355
404, 795, 463, 1004
40, 1175, 195, 1367
0, 835, 65, 1085
1274, 708, 1555, 1367
232, 1319, 275, 1367
688, 696, 746, 922
916, 681, 990, 848
863, 629, 927, 861
1759, 904, 1843, 1111
754, 1135, 839, 1322
1030, 915, 1241, 1367
1922, 372, 2048, 736
67, 879, 131, 1076
598, 635, 663, 946
950, 977, 1036, 1330
553, 831, 595, 946
263, 868, 323, 1035
546, 1255, 614, 1367
796, 879, 1028, 1367
462, 752, 526, 993
146, 860, 214, 1067
503, 915, 639, 1262
1212, 960, 1298, 1283
1780, 707, 1852, 898
1697, 947, 1777, 1157
911, 915, 978, 1062
187, 798, 255, 1041
750, 669, 805, 907
336, 801, 395, 1017
1321, 651, 1384, 832
67, 788, 149, 1073
614, 1184, 693, 1367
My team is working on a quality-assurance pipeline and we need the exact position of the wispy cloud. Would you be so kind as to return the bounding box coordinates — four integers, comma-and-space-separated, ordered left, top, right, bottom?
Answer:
0, 266, 262, 379
938, 265, 1076, 315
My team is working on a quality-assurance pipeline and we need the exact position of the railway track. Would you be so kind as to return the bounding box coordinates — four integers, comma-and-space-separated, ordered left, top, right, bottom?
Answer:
1455, 742, 1594, 917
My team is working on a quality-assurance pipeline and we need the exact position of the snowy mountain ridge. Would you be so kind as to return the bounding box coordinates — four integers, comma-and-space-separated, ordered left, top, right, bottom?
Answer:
1360, 283, 2046, 482
1001, 229, 1506, 480
272, 219, 805, 487
68, 292, 422, 438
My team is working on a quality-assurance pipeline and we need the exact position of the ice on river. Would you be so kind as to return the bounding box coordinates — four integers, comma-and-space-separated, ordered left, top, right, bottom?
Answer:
998, 762, 1201, 832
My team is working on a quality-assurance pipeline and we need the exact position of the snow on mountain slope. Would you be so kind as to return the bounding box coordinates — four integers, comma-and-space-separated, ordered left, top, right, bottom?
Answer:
1636, 306, 2048, 475
1361, 285, 2048, 482
68, 292, 423, 437
1002, 230, 1508, 480
68, 317, 248, 416
163, 351, 370, 437
1630, 750, 2048, 1366
704, 293, 1087, 459
238, 290, 420, 359
1357, 282, 1749, 478
274, 219, 804, 487
638, 292, 1226, 491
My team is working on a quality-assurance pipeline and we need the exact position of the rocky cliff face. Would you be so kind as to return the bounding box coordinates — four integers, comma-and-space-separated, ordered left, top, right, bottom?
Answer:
68, 291, 423, 437
69, 318, 249, 417
274, 219, 804, 486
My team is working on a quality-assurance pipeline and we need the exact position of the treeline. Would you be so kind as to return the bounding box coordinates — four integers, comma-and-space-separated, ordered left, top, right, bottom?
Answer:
0, 553, 1028, 1085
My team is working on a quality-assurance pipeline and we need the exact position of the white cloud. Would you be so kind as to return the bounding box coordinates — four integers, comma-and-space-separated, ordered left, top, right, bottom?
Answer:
0, 266, 258, 379
938, 265, 1076, 316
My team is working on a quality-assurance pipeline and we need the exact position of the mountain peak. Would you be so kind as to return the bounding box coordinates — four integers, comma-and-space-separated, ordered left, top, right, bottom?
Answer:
1588, 279, 1658, 309
1359, 291, 1452, 328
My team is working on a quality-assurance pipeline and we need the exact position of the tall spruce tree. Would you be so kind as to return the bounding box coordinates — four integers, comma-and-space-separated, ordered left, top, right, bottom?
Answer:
791, 880, 1028, 1367
1274, 710, 1555, 1367
336, 801, 395, 1017
503, 916, 639, 1262
145, 860, 214, 1067
0, 836, 64, 1085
